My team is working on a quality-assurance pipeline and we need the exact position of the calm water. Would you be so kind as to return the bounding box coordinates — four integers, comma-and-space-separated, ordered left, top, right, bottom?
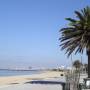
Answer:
0, 70, 41, 77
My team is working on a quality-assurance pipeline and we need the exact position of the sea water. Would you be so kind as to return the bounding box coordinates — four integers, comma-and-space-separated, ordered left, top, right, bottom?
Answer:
0, 69, 41, 77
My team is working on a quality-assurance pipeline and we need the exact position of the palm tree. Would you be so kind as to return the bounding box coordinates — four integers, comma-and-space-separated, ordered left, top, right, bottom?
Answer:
73, 60, 82, 71
59, 6, 90, 78
84, 63, 88, 73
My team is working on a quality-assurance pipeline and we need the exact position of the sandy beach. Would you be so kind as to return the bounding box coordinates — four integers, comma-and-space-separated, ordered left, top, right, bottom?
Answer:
0, 71, 65, 90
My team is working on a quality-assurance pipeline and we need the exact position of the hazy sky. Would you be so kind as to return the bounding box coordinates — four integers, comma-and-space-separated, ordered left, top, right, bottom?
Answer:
0, 0, 90, 68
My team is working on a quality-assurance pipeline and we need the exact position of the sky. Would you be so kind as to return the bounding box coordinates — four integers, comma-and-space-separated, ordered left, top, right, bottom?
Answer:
0, 0, 90, 68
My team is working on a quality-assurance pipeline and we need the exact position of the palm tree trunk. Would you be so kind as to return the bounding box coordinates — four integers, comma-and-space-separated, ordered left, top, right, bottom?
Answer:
87, 50, 90, 78
88, 54, 90, 78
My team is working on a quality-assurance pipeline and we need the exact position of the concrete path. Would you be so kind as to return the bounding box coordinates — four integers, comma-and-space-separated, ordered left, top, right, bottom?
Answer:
0, 84, 62, 90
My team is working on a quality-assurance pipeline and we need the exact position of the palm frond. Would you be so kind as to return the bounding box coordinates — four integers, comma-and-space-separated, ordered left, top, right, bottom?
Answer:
75, 11, 84, 21
59, 6, 90, 57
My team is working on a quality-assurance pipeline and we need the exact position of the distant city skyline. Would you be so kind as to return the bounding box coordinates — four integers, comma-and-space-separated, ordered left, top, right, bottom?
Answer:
0, 0, 89, 68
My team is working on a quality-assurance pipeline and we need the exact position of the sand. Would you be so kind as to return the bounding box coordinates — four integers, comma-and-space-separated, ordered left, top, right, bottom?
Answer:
0, 71, 65, 90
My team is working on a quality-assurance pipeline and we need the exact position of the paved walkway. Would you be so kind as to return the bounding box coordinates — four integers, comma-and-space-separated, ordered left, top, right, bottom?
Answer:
0, 84, 62, 90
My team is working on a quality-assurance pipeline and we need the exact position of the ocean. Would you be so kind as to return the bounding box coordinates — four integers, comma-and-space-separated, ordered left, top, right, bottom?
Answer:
0, 69, 41, 77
